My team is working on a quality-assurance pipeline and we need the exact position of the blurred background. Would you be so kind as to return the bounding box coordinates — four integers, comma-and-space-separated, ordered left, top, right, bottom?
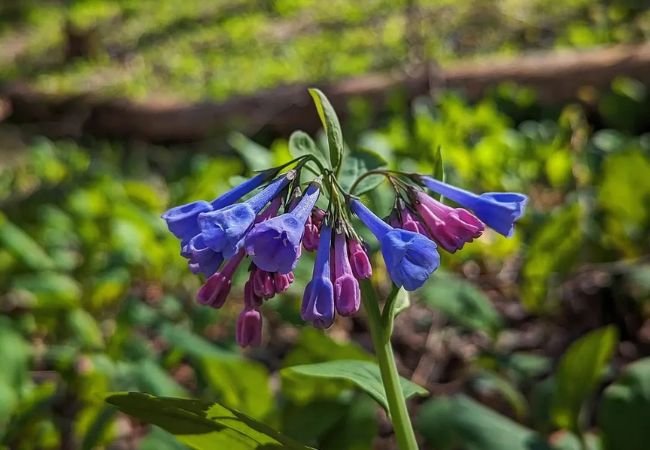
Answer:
1, 1, 650, 449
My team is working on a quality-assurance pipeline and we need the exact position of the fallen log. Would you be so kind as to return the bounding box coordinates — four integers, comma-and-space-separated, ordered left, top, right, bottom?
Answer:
2, 43, 650, 143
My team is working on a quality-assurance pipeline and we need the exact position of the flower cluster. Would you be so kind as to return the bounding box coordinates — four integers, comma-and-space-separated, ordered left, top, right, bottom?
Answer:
162, 153, 526, 347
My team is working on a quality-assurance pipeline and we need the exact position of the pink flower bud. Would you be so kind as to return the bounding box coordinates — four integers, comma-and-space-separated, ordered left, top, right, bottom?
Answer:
197, 272, 231, 308
415, 192, 484, 253
400, 207, 431, 237
236, 308, 263, 347
303, 223, 320, 251
196, 249, 246, 308
244, 279, 263, 309
333, 233, 361, 316
347, 238, 372, 279
274, 272, 294, 293
252, 268, 276, 299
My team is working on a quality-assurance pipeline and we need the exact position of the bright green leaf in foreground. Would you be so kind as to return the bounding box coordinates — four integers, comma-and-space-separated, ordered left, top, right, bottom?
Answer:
282, 360, 427, 412
107, 392, 313, 450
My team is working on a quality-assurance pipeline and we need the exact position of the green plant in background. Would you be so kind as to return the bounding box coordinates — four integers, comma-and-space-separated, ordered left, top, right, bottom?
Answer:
1, 77, 650, 449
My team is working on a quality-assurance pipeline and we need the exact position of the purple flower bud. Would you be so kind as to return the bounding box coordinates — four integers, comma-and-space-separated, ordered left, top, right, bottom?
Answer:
301, 223, 335, 328
196, 249, 245, 308
303, 222, 320, 251
415, 192, 484, 253
186, 235, 223, 276
333, 232, 360, 316
400, 207, 430, 237
420, 176, 527, 237
198, 173, 292, 258
274, 271, 294, 293
311, 208, 326, 226
244, 183, 320, 274
252, 267, 276, 299
351, 199, 439, 291
236, 308, 263, 348
162, 172, 271, 242
244, 279, 263, 309
348, 239, 372, 279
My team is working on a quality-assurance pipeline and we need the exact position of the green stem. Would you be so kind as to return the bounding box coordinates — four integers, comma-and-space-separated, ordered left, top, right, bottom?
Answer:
361, 279, 419, 450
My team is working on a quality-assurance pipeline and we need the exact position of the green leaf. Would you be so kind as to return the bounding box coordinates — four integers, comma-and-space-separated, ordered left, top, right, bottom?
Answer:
11, 272, 81, 309
0, 213, 55, 270
228, 132, 273, 172
339, 148, 388, 195
382, 286, 409, 336
106, 392, 314, 450
288, 131, 330, 170
282, 360, 427, 411
308, 88, 343, 172
67, 308, 104, 350
281, 328, 373, 404
599, 358, 650, 450
551, 326, 618, 431
416, 395, 550, 450
420, 271, 502, 335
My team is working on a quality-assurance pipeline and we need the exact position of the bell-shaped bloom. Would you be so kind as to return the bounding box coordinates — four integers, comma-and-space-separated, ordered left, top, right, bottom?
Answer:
183, 235, 223, 276
347, 238, 372, 279
196, 250, 246, 308
420, 176, 527, 237
162, 171, 272, 242
351, 199, 439, 291
244, 182, 320, 273
333, 232, 360, 316
415, 192, 484, 253
301, 223, 335, 328
236, 308, 263, 347
274, 271, 294, 293
198, 173, 293, 258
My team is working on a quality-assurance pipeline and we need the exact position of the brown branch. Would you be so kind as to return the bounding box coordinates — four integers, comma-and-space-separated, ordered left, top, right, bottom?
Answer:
2, 43, 650, 144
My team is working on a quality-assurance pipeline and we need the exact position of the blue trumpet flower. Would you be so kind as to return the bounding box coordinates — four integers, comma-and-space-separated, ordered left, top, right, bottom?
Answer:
198, 172, 293, 258
162, 171, 271, 242
301, 223, 335, 328
245, 182, 320, 274
351, 199, 439, 291
420, 176, 527, 237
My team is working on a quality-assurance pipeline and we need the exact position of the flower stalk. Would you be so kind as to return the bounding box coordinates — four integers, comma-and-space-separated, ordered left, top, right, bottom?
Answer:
361, 279, 419, 450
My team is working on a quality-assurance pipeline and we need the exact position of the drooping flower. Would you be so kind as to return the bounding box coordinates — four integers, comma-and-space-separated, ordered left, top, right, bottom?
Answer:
301, 223, 335, 328
198, 173, 293, 258
185, 234, 224, 276
420, 176, 527, 237
333, 232, 360, 316
347, 238, 372, 279
414, 192, 484, 253
162, 171, 272, 242
244, 182, 320, 273
351, 199, 439, 291
236, 308, 263, 348
196, 249, 246, 308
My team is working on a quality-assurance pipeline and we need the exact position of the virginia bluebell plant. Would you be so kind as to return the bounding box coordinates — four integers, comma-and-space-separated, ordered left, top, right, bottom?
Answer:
161, 89, 526, 450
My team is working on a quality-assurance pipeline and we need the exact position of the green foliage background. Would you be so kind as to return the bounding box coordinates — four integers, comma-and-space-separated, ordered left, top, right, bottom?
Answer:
1, 1, 650, 449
